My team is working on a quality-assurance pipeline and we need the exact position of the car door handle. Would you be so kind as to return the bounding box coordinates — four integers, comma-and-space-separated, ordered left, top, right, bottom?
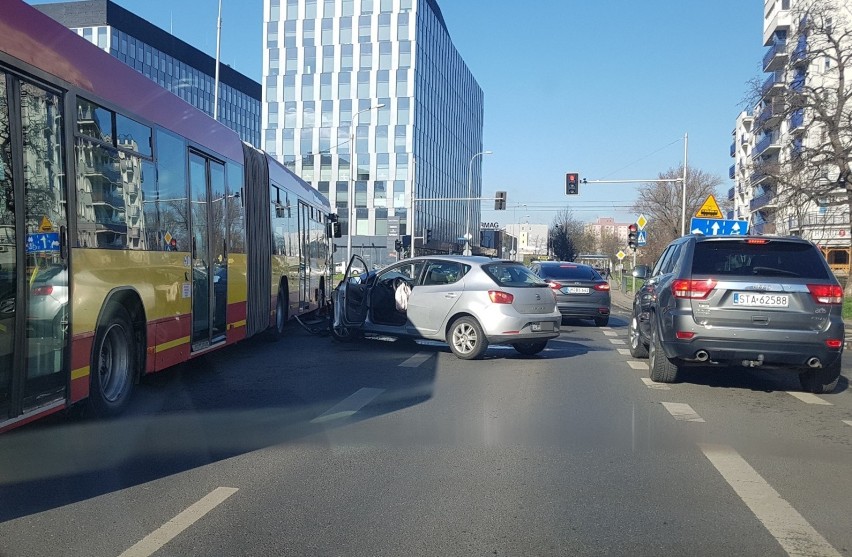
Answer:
445, 293, 457, 299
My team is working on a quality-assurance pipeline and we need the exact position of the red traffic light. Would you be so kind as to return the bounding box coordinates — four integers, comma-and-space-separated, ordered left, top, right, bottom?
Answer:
628, 223, 638, 233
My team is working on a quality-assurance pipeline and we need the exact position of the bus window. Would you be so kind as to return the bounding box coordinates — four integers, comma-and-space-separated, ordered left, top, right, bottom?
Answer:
155, 130, 189, 252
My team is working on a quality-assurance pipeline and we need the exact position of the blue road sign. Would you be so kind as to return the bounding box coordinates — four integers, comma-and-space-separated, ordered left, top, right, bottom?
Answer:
637, 230, 647, 246
689, 218, 749, 236
26, 232, 60, 253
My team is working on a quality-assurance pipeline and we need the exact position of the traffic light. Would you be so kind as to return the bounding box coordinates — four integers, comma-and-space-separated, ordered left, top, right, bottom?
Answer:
394, 239, 403, 252
566, 173, 579, 195
494, 191, 507, 210
327, 213, 341, 238
426, 228, 433, 242
627, 223, 638, 251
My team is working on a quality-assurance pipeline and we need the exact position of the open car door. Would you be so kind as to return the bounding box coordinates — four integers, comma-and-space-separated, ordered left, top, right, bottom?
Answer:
331, 254, 370, 339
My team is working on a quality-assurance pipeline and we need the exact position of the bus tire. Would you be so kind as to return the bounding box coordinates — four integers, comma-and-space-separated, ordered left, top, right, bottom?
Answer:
275, 284, 289, 337
89, 302, 136, 417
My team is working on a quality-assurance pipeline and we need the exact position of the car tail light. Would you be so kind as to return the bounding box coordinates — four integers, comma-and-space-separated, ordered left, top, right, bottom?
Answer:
672, 279, 716, 299
676, 331, 695, 339
825, 339, 843, 349
488, 290, 514, 304
31, 285, 53, 296
547, 281, 563, 290
745, 239, 769, 245
807, 284, 843, 304
593, 282, 610, 291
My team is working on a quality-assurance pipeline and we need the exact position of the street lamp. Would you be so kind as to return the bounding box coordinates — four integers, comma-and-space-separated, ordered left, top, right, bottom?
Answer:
464, 150, 492, 256
346, 103, 385, 263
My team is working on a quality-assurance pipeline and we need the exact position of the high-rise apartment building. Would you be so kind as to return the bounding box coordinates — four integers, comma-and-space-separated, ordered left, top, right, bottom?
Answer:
731, 0, 851, 267
263, 0, 484, 264
35, 0, 261, 146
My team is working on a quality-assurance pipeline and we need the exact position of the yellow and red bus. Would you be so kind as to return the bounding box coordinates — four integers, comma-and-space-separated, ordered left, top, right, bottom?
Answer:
0, 1, 334, 432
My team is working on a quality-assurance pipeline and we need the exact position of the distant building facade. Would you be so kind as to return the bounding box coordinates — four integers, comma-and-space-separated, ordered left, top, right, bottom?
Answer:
35, 0, 261, 146
585, 217, 631, 243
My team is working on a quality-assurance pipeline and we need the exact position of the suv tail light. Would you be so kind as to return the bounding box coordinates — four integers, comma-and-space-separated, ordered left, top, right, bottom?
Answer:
672, 279, 716, 299
593, 282, 610, 291
31, 285, 54, 296
488, 290, 514, 304
807, 284, 843, 304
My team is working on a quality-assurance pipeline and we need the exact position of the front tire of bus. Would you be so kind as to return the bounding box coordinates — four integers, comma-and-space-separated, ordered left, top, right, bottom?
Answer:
275, 286, 289, 337
89, 303, 136, 417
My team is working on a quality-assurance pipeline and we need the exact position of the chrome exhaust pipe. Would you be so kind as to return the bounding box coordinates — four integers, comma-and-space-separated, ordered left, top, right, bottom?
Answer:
807, 357, 821, 368
694, 350, 709, 362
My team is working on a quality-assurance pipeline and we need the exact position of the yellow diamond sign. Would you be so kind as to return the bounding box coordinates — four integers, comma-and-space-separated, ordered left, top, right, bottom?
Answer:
616, 250, 626, 261
164, 232, 173, 244
636, 214, 648, 230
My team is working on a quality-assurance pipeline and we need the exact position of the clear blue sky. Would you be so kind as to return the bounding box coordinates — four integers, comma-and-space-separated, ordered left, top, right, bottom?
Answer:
31, 0, 766, 227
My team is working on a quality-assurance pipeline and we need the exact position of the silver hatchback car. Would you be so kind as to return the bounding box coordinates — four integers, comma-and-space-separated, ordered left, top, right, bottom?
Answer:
331, 255, 562, 359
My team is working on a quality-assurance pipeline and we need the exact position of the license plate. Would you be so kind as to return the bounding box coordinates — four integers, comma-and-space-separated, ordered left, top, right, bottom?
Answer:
564, 287, 590, 294
732, 292, 789, 307
531, 322, 554, 332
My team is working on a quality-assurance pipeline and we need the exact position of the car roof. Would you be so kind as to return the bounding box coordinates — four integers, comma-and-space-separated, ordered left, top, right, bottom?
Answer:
538, 261, 591, 267
689, 234, 814, 245
404, 255, 517, 266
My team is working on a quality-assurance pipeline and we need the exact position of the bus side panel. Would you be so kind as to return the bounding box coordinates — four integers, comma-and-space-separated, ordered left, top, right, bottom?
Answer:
70, 334, 94, 403
226, 253, 248, 343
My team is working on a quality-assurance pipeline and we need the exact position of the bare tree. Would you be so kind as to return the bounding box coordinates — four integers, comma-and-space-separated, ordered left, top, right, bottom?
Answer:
549, 208, 593, 262
631, 165, 725, 264
597, 228, 621, 271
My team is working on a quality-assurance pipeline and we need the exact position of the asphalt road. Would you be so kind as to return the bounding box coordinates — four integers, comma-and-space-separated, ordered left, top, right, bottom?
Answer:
1, 309, 851, 556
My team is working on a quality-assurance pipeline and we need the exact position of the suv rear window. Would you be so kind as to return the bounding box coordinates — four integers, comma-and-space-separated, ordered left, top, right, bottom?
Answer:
483, 263, 548, 287
691, 240, 829, 279
539, 264, 601, 280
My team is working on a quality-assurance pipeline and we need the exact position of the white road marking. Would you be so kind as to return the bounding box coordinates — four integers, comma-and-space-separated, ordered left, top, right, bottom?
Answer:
661, 402, 705, 423
600, 326, 612, 330
118, 487, 239, 557
842, 420, 852, 428
699, 444, 841, 557
399, 351, 433, 368
787, 392, 833, 406
602, 331, 618, 337
627, 361, 649, 370
608, 339, 626, 345
641, 377, 671, 390
617, 348, 631, 356
311, 387, 385, 424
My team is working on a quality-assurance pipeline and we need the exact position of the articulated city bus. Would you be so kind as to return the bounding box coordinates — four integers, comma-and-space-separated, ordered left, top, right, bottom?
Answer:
0, 1, 334, 432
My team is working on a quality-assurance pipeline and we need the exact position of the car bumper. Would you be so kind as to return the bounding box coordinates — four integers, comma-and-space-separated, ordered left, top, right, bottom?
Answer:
478, 307, 562, 345
556, 303, 610, 319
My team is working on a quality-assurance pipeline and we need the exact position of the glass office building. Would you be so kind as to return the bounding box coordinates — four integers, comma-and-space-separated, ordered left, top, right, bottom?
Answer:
263, 0, 484, 264
35, 0, 261, 147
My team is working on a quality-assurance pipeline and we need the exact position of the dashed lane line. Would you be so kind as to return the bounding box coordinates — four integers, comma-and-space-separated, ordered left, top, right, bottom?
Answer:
602, 331, 618, 337
617, 348, 631, 356
660, 402, 705, 423
118, 487, 239, 557
310, 388, 385, 424
608, 339, 626, 345
399, 351, 434, 368
699, 444, 842, 557
786, 392, 832, 406
627, 361, 648, 370
843, 420, 852, 428
641, 377, 671, 390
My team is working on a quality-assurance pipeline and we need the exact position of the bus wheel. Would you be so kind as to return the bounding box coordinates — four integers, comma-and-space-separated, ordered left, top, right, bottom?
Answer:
89, 303, 136, 417
275, 287, 289, 336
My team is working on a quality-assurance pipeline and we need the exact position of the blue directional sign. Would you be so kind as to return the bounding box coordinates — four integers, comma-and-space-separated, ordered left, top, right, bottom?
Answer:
637, 230, 647, 246
26, 232, 60, 253
690, 218, 749, 236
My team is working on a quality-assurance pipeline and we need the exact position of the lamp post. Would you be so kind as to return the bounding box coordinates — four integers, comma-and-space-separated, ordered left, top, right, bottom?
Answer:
464, 150, 492, 256
346, 103, 385, 263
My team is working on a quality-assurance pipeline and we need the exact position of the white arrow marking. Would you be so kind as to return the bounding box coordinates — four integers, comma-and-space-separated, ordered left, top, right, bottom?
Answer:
711, 222, 720, 235
731, 222, 740, 232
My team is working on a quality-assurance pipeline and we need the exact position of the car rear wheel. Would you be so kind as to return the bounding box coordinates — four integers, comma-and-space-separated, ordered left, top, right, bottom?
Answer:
512, 341, 547, 356
448, 316, 488, 360
628, 314, 648, 359
648, 320, 679, 383
799, 359, 841, 394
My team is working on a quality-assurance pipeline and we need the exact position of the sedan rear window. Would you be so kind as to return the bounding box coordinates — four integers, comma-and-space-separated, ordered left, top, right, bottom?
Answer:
539, 265, 601, 280
691, 241, 830, 279
483, 263, 548, 287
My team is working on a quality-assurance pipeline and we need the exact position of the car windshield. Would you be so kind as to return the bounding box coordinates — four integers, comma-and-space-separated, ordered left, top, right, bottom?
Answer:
483, 262, 549, 287
691, 241, 830, 279
539, 264, 601, 281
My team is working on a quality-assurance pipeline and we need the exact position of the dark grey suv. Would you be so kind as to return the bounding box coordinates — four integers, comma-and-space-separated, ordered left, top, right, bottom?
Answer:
628, 235, 844, 393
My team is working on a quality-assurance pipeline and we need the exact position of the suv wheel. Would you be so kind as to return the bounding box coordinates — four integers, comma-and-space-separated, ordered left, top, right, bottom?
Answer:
648, 320, 679, 383
799, 359, 841, 394
628, 314, 648, 359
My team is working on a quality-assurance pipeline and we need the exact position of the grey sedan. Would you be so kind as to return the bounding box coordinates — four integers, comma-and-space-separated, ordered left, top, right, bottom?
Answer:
331, 255, 562, 359
530, 261, 611, 326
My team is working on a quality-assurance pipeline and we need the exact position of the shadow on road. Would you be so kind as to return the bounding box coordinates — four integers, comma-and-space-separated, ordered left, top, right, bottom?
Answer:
0, 324, 437, 522
673, 362, 851, 396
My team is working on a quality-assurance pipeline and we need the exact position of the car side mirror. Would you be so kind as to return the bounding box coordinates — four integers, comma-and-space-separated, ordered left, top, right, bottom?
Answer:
632, 265, 650, 279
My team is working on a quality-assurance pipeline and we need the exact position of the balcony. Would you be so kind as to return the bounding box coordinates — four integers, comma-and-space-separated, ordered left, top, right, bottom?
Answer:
727, 186, 735, 200
729, 165, 736, 179
789, 108, 804, 133
791, 74, 805, 93
750, 162, 779, 186
754, 101, 785, 131
750, 190, 778, 212
751, 221, 777, 235
730, 142, 736, 157
753, 134, 781, 159
763, 40, 788, 72
791, 35, 807, 66
761, 71, 785, 99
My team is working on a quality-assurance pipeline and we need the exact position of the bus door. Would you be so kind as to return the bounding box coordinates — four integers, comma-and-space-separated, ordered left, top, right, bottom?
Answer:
188, 151, 228, 351
0, 72, 69, 423
299, 201, 310, 309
